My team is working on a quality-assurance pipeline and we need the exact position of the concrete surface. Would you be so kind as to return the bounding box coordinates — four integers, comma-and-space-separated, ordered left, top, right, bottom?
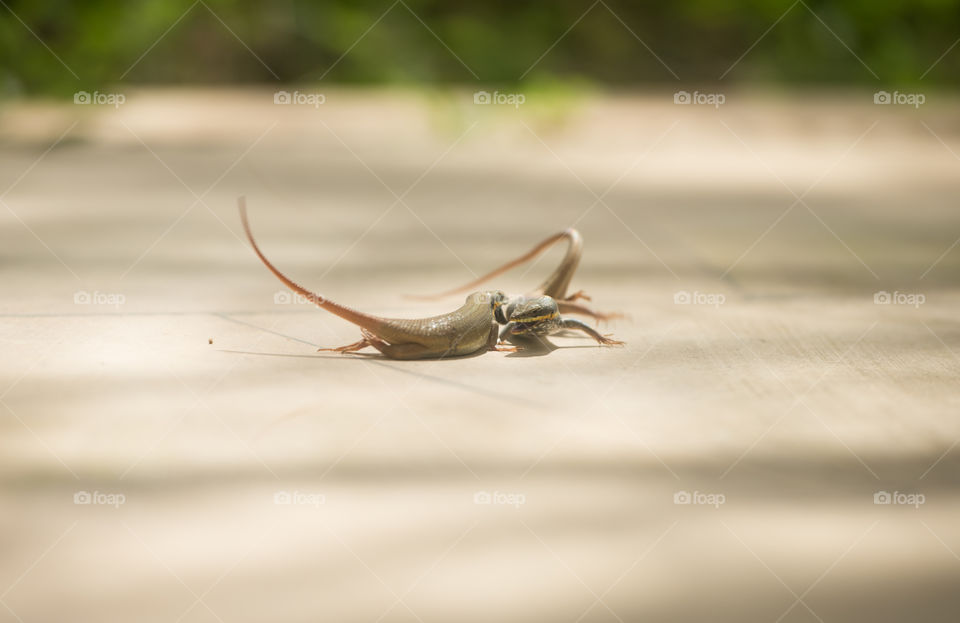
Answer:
1, 88, 959, 622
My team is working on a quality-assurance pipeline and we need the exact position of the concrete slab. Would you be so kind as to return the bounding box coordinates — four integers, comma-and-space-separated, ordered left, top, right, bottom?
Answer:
1, 88, 959, 622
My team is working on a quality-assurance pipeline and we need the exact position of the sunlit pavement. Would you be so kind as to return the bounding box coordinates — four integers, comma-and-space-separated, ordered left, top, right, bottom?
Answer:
2, 88, 959, 622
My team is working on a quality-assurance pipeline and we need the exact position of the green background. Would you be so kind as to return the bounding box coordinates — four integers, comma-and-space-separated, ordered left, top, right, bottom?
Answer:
2, 0, 958, 95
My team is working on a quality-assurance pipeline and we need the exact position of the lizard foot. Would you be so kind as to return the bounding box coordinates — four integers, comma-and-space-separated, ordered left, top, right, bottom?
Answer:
596, 334, 625, 346
318, 337, 370, 354
564, 290, 592, 302
558, 318, 624, 346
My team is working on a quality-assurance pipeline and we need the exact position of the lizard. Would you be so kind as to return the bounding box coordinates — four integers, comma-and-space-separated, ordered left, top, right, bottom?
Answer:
408, 228, 623, 323
501, 295, 624, 346
238, 198, 516, 360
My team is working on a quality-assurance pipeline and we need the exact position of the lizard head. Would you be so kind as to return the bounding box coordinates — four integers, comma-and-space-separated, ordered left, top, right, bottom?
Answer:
506, 295, 562, 336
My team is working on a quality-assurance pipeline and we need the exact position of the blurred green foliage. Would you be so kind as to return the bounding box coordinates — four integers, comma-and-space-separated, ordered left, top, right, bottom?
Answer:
1, 0, 958, 96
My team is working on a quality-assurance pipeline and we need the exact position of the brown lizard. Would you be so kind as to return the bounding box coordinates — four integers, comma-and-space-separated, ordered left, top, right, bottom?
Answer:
239, 199, 515, 360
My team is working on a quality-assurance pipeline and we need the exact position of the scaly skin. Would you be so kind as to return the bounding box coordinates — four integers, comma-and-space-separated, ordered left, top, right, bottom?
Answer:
503, 295, 624, 346
410, 229, 623, 323
239, 199, 510, 360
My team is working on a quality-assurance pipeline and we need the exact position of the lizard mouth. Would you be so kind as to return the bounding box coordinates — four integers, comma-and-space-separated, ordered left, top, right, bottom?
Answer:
509, 311, 559, 333
509, 318, 554, 335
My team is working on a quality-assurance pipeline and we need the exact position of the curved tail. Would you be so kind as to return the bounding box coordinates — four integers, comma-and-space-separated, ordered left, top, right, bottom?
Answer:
238, 198, 381, 331
408, 229, 582, 301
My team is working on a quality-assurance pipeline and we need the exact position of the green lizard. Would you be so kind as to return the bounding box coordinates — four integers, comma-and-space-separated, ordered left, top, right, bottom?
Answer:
239, 199, 516, 360
411, 228, 622, 323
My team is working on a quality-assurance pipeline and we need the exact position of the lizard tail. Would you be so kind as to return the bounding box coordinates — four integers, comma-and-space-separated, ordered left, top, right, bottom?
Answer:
238, 198, 383, 331
406, 229, 581, 300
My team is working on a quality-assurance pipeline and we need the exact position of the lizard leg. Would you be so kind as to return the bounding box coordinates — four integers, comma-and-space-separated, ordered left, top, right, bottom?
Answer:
559, 318, 624, 346
486, 322, 500, 349
557, 300, 625, 324
487, 321, 519, 352
564, 290, 592, 302
318, 337, 371, 353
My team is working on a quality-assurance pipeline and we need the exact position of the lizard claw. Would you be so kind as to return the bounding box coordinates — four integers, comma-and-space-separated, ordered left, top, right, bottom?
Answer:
597, 334, 625, 346
318, 337, 370, 354
493, 343, 522, 353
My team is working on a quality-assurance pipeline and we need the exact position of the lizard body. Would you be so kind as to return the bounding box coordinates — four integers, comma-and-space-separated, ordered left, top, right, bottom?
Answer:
239, 199, 510, 360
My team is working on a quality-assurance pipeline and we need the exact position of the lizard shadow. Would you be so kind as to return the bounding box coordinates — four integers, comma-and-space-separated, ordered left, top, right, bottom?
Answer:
502, 334, 557, 357
502, 332, 607, 358
218, 348, 487, 362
